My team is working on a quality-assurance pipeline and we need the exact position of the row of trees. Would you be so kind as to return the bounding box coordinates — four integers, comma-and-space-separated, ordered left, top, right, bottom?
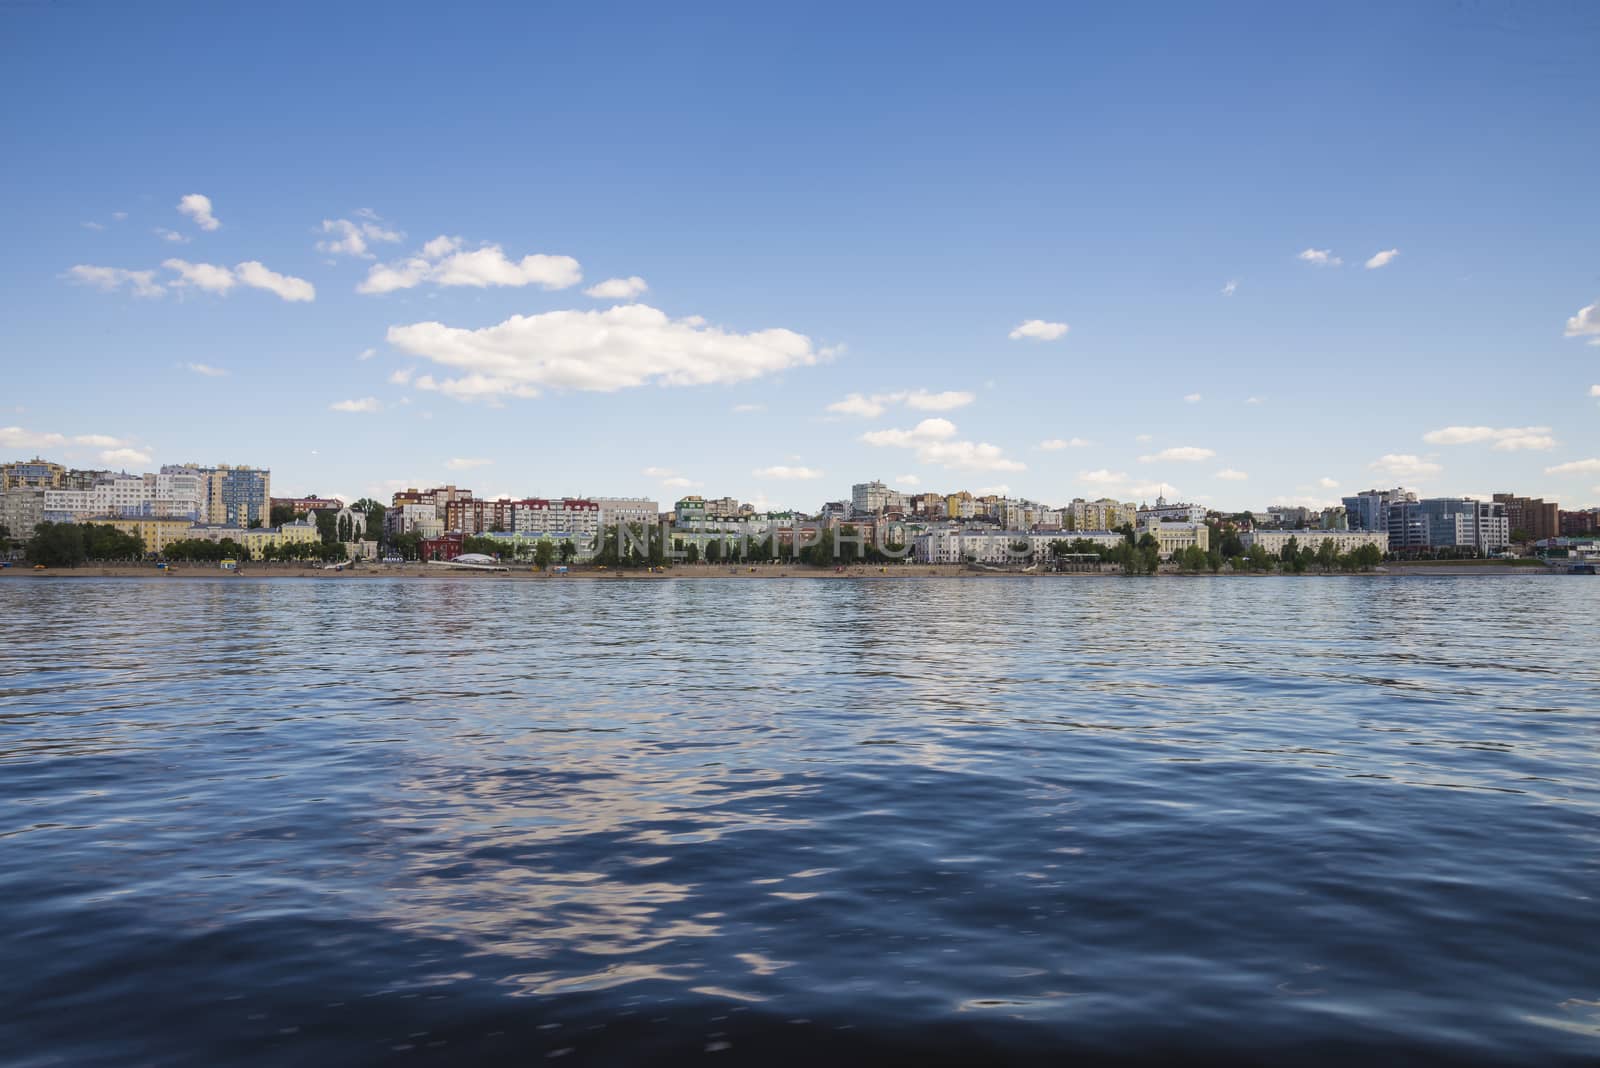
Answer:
24, 522, 146, 566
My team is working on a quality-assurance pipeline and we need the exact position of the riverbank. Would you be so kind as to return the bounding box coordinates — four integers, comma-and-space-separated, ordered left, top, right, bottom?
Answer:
0, 562, 1565, 579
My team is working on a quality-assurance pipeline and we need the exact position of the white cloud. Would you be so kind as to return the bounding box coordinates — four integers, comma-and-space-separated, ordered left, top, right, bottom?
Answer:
642, 466, 678, 478
584, 276, 649, 300
732, 403, 766, 413
975, 484, 1013, 497
1183, 392, 1202, 404
358, 348, 377, 361
72, 434, 125, 448
1008, 319, 1069, 341
826, 389, 974, 418
154, 228, 189, 244
101, 447, 152, 467
1079, 468, 1128, 485
1126, 481, 1175, 500
1139, 446, 1216, 463
1246, 396, 1264, 405
661, 476, 701, 489
359, 235, 581, 294
753, 465, 824, 480
67, 264, 165, 298
177, 193, 219, 231
82, 221, 104, 231
1566, 300, 1600, 344
1215, 468, 1249, 481
1039, 437, 1091, 450
388, 368, 414, 385
162, 258, 235, 293
1221, 280, 1237, 297
0, 426, 66, 449
1134, 433, 1153, 443
112, 211, 127, 221
1545, 458, 1600, 476
1590, 384, 1600, 397
185, 362, 227, 377
161, 259, 314, 302
446, 457, 492, 470
896, 474, 921, 486
235, 261, 315, 302
330, 397, 381, 413
827, 392, 887, 418
388, 304, 820, 399
1370, 453, 1441, 479
1364, 248, 1400, 269
1318, 477, 1340, 489
861, 418, 1023, 472
1422, 425, 1556, 451
317, 214, 403, 258
904, 389, 975, 411
1297, 248, 1342, 267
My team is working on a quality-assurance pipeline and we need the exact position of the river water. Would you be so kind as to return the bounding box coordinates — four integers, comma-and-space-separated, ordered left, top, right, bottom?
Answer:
2, 576, 1596, 1065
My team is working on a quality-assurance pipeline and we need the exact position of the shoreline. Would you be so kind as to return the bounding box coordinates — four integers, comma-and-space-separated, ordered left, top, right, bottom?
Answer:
0, 562, 1564, 580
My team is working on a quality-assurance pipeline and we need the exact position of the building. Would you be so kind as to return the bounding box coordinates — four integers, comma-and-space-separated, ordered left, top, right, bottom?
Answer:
1137, 495, 1205, 525
511, 498, 601, 539
390, 485, 473, 518
99, 517, 197, 555
271, 495, 345, 515
1493, 494, 1559, 543
0, 488, 45, 540
1240, 529, 1389, 556
1, 458, 67, 490
1137, 519, 1211, 560
594, 497, 660, 530
1068, 497, 1136, 531
446, 496, 515, 534
1342, 487, 1416, 533
1388, 498, 1509, 554
1559, 508, 1600, 537
156, 464, 272, 528
240, 519, 321, 559
1266, 505, 1312, 528
384, 503, 445, 540
852, 481, 894, 516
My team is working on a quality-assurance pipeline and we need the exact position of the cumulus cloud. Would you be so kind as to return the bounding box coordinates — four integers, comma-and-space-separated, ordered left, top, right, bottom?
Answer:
861, 418, 1023, 472
330, 397, 381, 413
66, 264, 165, 298
1590, 385, 1600, 397
358, 348, 377, 361
154, 228, 189, 244
661, 476, 701, 489
160, 259, 315, 302
1221, 280, 1238, 297
896, 474, 921, 486
753, 465, 824, 480
1545, 458, 1600, 476
584, 276, 649, 300
177, 194, 219, 231
388, 368, 414, 385
185, 362, 227, 377
446, 457, 492, 470
1422, 425, 1556, 451
1183, 392, 1202, 403
388, 304, 820, 399
1565, 300, 1600, 344
359, 235, 581, 294
1079, 469, 1128, 485
1215, 468, 1249, 480
732, 403, 766, 413
1039, 437, 1091, 450
1139, 446, 1216, 463
1246, 396, 1264, 405
642, 467, 678, 478
826, 389, 974, 418
235, 261, 316, 302
101, 447, 153, 467
1370, 454, 1441, 479
1008, 319, 1069, 341
1297, 248, 1341, 267
317, 213, 403, 258
0, 427, 134, 451
1318, 477, 1340, 489
1365, 248, 1400, 269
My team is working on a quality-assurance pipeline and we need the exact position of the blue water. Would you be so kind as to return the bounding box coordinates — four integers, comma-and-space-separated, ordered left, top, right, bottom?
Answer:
2, 576, 1597, 1065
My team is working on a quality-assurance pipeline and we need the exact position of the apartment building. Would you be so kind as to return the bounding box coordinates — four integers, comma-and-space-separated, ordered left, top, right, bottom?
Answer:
1492, 494, 1559, 542
1239, 529, 1390, 556
1388, 498, 1510, 554
1137, 496, 1205, 525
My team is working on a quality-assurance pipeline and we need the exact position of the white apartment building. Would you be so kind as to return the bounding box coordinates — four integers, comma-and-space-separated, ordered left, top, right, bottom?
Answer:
1137, 495, 1206, 525
385, 503, 445, 539
1240, 529, 1389, 556
511, 498, 601, 538
913, 528, 1124, 564
594, 497, 660, 530
1070, 498, 1137, 531
43, 470, 206, 522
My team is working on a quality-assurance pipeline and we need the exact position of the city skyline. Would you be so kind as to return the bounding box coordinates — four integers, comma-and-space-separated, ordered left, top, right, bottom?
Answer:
4, 3, 1599, 511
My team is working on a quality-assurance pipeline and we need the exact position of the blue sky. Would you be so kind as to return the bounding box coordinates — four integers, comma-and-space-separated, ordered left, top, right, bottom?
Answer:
3, 1, 1598, 511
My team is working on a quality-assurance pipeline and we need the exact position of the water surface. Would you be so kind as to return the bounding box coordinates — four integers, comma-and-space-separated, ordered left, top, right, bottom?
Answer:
2, 576, 1597, 1064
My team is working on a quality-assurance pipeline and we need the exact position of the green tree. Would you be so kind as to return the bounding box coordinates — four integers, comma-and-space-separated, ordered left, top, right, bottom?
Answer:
270, 503, 298, 527
315, 511, 339, 545
684, 541, 701, 564
558, 539, 576, 564
533, 539, 556, 570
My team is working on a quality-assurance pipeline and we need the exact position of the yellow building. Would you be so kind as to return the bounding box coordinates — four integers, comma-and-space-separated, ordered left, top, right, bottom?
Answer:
105, 517, 198, 555
242, 520, 321, 559
1139, 520, 1211, 560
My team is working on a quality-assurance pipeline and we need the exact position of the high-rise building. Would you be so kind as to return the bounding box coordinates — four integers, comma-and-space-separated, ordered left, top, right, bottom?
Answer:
594, 497, 660, 530
1342, 487, 1416, 533
1388, 498, 1509, 554
1559, 508, 1600, 537
1, 458, 66, 490
1492, 494, 1559, 543
852, 480, 893, 516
